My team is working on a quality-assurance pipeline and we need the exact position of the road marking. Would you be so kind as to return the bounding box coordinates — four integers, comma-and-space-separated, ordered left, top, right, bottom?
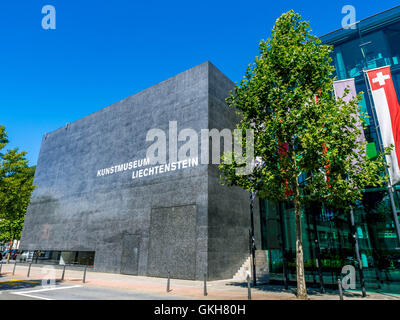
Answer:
6, 279, 22, 281
10, 285, 82, 300
12, 292, 54, 300
0, 279, 41, 284
12, 285, 82, 294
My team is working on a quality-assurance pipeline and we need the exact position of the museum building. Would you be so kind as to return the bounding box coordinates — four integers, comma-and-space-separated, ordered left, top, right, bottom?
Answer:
20, 62, 262, 280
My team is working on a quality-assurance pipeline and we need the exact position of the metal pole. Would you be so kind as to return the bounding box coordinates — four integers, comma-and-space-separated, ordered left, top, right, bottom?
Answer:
247, 274, 252, 300
312, 206, 325, 293
12, 262, 16, 275
167, 271, 171, 292
338, 278, 344, 300
61, 264, 66, 281
278, 202, 289, 289
388, 185, 400, 246
27, 263, 32, 278
350, 208, 367, 297
82, 266, 87, 283
203, 273, 207, 296
0, 262, 2, 275
249, 191, 257, 286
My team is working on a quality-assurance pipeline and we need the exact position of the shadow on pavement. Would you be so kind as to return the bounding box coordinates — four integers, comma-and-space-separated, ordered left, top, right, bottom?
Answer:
225, 280, 365, 298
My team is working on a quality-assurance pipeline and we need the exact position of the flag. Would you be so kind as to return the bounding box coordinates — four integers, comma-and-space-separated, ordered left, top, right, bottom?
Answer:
333, 78, 357, 104
316, 91, 332, 187
367, 66, 400, 185
333, 78, 367, 160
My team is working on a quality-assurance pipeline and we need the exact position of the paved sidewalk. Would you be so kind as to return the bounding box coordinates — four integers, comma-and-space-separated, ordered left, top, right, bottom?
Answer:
1, 263, 399, 300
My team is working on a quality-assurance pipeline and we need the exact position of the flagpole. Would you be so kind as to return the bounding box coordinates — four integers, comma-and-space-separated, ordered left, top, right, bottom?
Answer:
349, 207, 367, 297
249, 191, 257, 286
362, 69, 400, 247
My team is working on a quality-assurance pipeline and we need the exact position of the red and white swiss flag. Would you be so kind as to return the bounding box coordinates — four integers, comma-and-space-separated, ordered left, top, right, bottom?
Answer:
367, 66, 400, 185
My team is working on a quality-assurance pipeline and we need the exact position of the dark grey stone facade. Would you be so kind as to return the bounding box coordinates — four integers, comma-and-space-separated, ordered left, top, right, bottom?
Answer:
20, 62, 261, 280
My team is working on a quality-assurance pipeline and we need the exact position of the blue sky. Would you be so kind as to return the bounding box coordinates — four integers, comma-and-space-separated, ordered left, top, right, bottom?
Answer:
1, 0, 399, 165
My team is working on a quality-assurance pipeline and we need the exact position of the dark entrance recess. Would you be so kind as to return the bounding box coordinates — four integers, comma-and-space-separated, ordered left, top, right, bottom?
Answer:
120, 234, 140, 275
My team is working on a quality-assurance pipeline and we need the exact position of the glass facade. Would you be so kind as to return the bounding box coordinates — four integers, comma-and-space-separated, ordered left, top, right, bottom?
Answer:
18, 250, 95, 266
260, 6, 400, 294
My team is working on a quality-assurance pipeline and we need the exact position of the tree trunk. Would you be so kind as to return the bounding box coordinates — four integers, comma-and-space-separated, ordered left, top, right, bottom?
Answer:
293, 184, 308, 299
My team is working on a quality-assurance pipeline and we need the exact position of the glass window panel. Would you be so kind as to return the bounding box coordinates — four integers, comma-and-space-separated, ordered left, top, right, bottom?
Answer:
383, 21, 400, 66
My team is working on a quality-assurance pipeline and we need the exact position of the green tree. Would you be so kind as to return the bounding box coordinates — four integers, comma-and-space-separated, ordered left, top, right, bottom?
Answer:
0, 125, 36, 262
219, 11, 387, 299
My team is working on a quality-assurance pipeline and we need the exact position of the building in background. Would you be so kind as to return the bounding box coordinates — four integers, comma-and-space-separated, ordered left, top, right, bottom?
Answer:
260, 6, 400, 293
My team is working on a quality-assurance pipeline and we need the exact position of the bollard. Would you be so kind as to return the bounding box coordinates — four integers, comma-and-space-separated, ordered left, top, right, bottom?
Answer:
27, 263, 32, 277
204, 273, 208, 296
247, 274, 252, 300
61, 264, 66, 281
82, 266, 87, 283
12, 262, 17, 275
167, 271, 171, 292
338, 278, 344, 300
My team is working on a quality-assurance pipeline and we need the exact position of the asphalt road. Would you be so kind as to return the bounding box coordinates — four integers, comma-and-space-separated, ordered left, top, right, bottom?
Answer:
0, 276, 190, 300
